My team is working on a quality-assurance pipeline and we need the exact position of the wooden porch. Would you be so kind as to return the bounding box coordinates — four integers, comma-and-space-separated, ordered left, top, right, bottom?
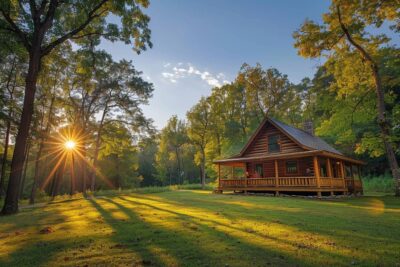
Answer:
218, 177, 362, 193
215, 153, 364, 196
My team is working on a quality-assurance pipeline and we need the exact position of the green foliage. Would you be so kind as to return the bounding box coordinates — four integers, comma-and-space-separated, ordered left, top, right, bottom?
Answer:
362, 173, 395, 193
98, 122, 141, 188
0, 0, 152, 54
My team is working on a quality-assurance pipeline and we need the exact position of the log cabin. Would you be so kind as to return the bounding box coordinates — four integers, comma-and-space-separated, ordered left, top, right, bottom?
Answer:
213, 117, 364, 196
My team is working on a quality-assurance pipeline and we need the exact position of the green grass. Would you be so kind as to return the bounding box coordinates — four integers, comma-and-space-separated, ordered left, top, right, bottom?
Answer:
1, 190, 399, 266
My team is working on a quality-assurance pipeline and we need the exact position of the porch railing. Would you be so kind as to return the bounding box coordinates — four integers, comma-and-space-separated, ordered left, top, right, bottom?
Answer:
219, 177, 347, 189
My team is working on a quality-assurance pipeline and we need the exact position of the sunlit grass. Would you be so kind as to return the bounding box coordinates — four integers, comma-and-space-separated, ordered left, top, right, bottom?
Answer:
0, 191, 399, 266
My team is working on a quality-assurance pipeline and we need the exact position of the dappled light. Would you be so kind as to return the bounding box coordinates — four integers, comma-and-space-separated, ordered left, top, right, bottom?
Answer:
1, 191, 399, 266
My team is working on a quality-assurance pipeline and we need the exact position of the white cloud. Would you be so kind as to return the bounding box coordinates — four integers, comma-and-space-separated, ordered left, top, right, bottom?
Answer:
161, 63, 230, 87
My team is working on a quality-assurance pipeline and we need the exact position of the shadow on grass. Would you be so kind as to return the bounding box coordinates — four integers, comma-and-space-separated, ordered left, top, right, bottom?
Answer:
117, 196, 363, 265
1, 192, 399, 266
120, 192, 400, 264
89, 196, 330, 267
0, 205, 73, 266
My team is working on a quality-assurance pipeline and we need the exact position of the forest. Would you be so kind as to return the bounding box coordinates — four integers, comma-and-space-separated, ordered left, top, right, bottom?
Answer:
1, 1, 400, 216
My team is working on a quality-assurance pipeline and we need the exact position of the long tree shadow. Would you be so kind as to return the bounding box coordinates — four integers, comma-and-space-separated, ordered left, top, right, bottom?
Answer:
0, 198, 92, 266
117, 195, 365, 265
120, 192, 400, 265
91, 196, 329, 266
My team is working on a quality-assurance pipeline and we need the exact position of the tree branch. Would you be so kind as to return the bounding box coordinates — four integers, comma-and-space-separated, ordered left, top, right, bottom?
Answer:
0, 9, 31, 49
336, 5, 376, 66
41, 0, 108, 56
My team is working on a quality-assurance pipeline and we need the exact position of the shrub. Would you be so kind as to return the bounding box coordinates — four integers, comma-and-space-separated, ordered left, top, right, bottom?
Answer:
362, 173, 394, 193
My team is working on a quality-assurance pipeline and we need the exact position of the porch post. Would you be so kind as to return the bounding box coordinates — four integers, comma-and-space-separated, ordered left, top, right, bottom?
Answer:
313, 156, 321, 197
274, 160, 279, 196
340, 160, 347, 195
218, 164, 221, 189
327, 158, 334, 196
358, 165, 364, 195
244, 163, 248, 195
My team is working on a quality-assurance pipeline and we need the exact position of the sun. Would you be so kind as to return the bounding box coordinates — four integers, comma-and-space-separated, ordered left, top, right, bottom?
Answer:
64, 140, 76, 150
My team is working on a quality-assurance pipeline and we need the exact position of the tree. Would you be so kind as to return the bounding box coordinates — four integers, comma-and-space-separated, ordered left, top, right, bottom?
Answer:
157, 116, 188, 184
29, 46, 69, 204
293, 0, 400, 196
137, 137, 159, 186
88, 56, 153, 190
0, 0, 152, 214
0, 54, 25, 198
187, 98, 211, 189
98, 122, 141, 189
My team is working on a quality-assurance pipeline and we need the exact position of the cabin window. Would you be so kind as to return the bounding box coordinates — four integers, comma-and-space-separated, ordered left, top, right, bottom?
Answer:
285, 160, 298, 174
255, 164, 264, 178
345, 164, 352, 178
268, 135, 280, 153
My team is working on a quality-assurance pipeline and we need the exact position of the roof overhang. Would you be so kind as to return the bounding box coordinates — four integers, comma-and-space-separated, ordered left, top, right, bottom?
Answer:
214, 150, 365, 165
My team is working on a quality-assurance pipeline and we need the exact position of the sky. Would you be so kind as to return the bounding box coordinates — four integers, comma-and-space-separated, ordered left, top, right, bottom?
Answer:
99, 0, 331, 129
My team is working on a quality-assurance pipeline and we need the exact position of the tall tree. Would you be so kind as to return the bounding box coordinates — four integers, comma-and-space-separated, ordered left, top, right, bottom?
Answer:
0, 54, 24, 198
29, 46, 68, 204
187, 98, 211, 189
293, 0, 400, 196
156, 116, 188, 184
89, 56, 153, 190
0, 0, 152, 214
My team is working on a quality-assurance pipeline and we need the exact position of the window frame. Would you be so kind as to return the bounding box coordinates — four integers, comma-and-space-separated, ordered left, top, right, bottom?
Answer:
267, 134, 281, 153
284, 160, 299, 175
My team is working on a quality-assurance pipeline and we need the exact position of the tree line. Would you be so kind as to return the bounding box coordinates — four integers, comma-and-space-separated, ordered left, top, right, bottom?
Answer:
0, 0, 399, 216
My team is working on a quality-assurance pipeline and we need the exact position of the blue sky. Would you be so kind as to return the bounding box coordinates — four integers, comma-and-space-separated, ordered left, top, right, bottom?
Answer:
100, 0, 331, 129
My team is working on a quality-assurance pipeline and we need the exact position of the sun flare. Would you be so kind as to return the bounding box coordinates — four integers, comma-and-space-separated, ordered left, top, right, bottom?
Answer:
64, 140, 76, 150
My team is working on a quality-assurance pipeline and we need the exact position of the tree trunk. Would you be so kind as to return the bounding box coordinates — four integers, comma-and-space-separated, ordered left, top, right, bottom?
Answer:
29, 142, 44, 204
82, 155, 87, 197
0, 57, 16, 199
175, 148, 182, 184
70, 153, 75, 196
1, 52, 40, 215
201, 148, 206, 189
336, 5, 400, 196
90, 108, 107, 191
30, 95, 55, 204
19, 140, 31, 199
0, 119, 11, 198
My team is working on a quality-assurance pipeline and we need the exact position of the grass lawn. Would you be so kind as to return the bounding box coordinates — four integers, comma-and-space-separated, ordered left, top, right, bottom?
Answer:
0, 191, 399, 266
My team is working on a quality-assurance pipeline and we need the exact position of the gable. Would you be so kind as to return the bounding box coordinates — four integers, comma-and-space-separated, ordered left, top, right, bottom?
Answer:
242, 121, 304, 157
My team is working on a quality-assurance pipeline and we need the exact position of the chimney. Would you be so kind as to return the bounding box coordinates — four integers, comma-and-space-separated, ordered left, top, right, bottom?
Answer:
303, 120, 314, 136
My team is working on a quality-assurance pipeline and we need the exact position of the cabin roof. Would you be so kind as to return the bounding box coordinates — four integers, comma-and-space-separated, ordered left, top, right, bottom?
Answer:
214, 116, 364, 165
268, 117, 343, 155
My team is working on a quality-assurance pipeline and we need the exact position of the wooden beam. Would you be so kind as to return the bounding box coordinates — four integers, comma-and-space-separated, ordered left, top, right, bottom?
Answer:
218, 164, 221, 189
327, 158, 332, 178
274, 159, 279, 196
340, 160, 347, 194
313, 156, 321, 197
327, 158, 334, 195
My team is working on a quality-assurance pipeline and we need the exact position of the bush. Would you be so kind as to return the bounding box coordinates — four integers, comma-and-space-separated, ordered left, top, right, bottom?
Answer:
362, 173, 394, 193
